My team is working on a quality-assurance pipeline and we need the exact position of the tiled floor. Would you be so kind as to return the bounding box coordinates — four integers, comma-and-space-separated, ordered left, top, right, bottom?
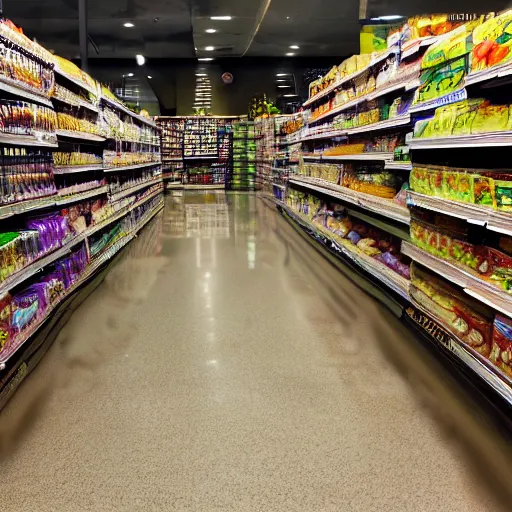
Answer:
0, 192, 509, 511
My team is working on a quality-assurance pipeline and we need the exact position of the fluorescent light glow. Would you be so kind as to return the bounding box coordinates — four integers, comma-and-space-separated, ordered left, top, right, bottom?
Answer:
196, 73, 207, 76
147, 76, 152, 79
211, 16, 232, 20
198, 58, 214, 61
276, 73, 289, 76
278, 85, 291, 88
371, 15, 403, 21
135, 54, 145, 66
290, 45, 299, 49
127, 73, 134, 77
286, 53, 295, 56
276, 79, 288, 82
206, 29, 217, 33
205, 46, 215, 51
283, 94, 298, 97
123, 22, 134, 28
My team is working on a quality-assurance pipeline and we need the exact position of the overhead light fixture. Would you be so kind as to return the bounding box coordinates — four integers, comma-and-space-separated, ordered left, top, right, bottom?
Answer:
147, 76, 152, 79
370, 15, 403, 21
198, 58, 214, 61
286, 53, 295, 57
286, 16, 290, 20
127, 73, 134, 77
290, 45, 300, 49
283, 94, 298, 97
278, 85, 291, 88
206, 29, 217, 33
211, 16, 232, 20
205, 46, 215, 51
276, 73, 289, 76
123, 22, 134, 28
276, 79, 288, 82
135, 54, 145, 66
196, 73, 207, 76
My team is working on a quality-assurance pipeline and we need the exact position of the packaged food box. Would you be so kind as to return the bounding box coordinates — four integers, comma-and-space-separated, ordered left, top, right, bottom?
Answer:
493, 175, 512, 211
471, 104, 510, 134
428, 166, 444, 197
490, 314, 512, 378
410, 166, 431, 195
474, 174, 495, 207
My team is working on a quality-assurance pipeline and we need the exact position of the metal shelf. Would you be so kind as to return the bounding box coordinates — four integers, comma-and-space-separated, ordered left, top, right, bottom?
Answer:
289, 176, 410, 225
402, 241, 512, 320
56, 130, 106, 142
0, 199, 164, 369
409, 131, 512, 149
0, 76, 53, 107
305, 152, 394, 162
109, 178, 163, 202
104, 162, 162, 173
0, 132, 58, 147
53, 165, 104, 175
406, 191, 512, 236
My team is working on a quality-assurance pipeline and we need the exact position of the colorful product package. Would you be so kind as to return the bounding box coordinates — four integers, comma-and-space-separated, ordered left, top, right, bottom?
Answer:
490, 314, 512, 378
0, 293, 12, 353
471, 11, 512, 73
471, 104, 511, 134
410, 263, 493, 356
492, 174, 512, 211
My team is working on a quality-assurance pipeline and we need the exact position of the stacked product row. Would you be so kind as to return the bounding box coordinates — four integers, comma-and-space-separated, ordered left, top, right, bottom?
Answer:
157, 116, 241, 189
0, 18, 164, 406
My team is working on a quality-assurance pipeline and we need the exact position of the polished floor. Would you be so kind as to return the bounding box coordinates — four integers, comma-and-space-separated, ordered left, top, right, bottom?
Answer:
0, 192, 510, 511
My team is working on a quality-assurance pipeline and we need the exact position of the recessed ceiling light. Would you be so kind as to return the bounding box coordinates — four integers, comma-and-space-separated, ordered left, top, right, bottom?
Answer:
286, 53, 295, 57
286, 16, 290, 20
147, 75, 152, 79
198, 58, 214, 61
290, 45, 299, 49
211, 16, 232, 20
371, 15, 403, 21
123, 22, 134, 28
135, 54, 145, 66
206, 29, 217, 33
205, 46, 215, 51
127, 73, 134, 77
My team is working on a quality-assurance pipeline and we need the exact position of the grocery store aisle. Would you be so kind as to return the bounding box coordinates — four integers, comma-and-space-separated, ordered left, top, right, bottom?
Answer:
0, 192, 509, 512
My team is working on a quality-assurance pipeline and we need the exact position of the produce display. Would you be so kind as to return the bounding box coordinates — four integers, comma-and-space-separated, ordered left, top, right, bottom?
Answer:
0, 149, 56, 204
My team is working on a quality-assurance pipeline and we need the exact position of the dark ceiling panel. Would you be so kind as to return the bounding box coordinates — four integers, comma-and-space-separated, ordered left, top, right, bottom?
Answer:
248, 0, 360, 57
4, 0, 195, 58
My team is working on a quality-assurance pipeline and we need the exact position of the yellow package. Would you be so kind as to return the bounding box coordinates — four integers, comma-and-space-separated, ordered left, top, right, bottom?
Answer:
471, 105, 510, 133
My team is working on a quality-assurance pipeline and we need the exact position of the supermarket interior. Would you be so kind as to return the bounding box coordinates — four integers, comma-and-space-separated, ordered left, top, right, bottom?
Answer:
2, 1, 512, 511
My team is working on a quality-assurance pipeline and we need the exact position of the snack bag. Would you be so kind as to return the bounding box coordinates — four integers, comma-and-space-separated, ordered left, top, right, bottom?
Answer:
490, 314, 512, 377
428, 166, 444, 197
410, 264, 493, 356
488, 248, 512, 292
471, 11, 512, 73
410, 166, 431, 195
474, 174, 495, 207
442, 168, 460, 200
0, 293, 12, 354
493, 175, 512, 211
456, 171, 475, 203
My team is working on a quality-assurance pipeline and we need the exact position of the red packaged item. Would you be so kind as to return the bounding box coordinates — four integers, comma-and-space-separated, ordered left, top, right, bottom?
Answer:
490, 314, 512, 378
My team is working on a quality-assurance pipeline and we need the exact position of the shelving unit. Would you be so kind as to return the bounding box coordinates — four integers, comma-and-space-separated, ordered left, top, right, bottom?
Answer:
0, 18, 164, 396
261, 11, 512, 414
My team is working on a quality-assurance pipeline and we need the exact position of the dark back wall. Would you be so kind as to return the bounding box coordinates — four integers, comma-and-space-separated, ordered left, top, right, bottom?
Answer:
85, 57, 344, 116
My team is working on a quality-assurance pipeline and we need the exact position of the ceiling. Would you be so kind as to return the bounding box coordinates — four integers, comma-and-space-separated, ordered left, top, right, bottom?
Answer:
4, 0, 510, 60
